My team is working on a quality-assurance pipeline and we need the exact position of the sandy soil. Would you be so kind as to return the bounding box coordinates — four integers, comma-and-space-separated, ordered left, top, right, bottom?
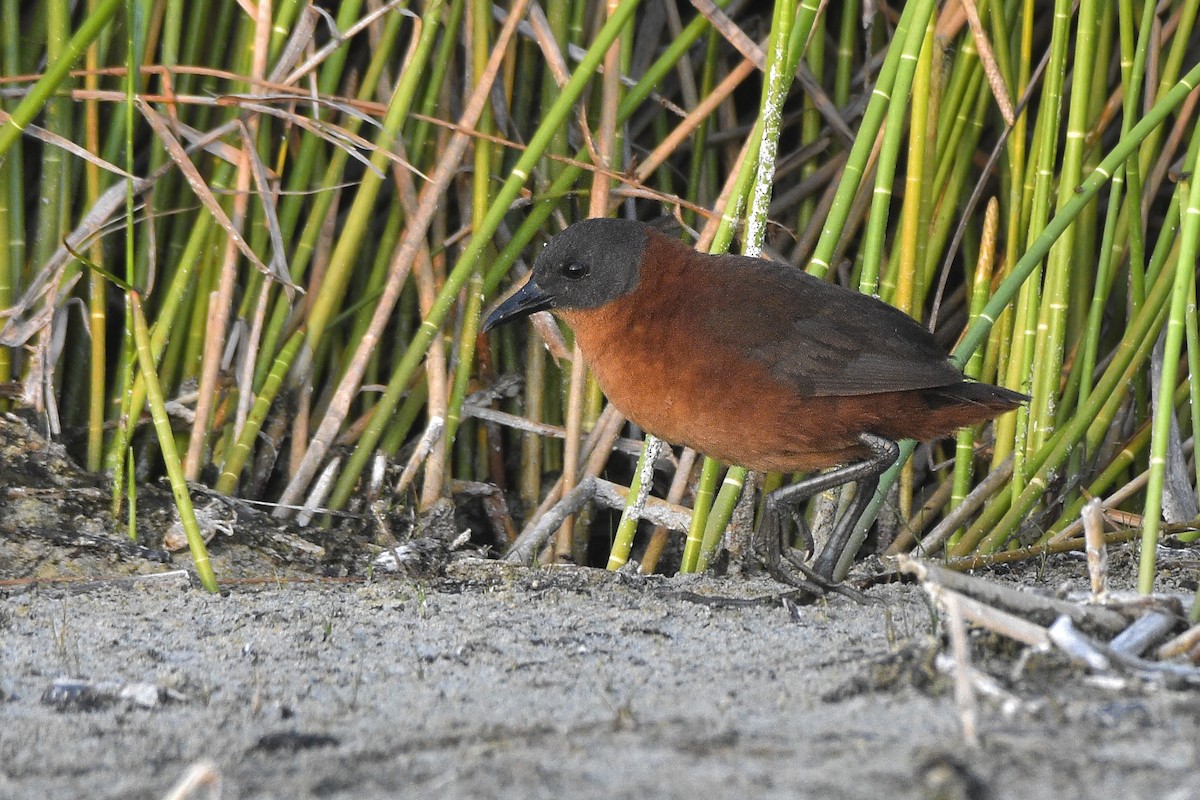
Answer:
2, 562, 1199, 800
2, 414, 1199, 800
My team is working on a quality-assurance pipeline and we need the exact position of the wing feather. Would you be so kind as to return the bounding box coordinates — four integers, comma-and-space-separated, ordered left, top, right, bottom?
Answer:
692, 254, 963, 397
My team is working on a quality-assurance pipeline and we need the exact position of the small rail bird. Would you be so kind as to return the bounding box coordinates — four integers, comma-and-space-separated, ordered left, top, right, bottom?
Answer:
484, 218, 1025, 592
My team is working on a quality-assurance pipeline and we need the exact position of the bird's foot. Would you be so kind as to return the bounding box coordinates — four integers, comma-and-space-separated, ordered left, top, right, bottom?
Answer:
753, 509, 866, 604
774, 546, 867, 603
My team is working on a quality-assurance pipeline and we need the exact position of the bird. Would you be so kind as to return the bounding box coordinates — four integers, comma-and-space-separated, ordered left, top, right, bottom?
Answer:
483, 218, 1026, 592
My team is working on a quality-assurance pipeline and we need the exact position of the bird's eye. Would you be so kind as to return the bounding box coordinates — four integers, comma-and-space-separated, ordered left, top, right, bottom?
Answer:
561, 261, 589, 280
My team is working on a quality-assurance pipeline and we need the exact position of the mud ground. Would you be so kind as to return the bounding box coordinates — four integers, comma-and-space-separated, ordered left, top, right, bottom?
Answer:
3, 561, 1199, 800
2, 414, 1199, 799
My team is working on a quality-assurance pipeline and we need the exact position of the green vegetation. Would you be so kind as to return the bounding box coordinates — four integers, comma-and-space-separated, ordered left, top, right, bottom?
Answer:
1, 1, 1197, 601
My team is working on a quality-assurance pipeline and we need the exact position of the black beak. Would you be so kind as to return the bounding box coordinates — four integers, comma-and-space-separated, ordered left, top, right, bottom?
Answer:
482, 277, 554, 332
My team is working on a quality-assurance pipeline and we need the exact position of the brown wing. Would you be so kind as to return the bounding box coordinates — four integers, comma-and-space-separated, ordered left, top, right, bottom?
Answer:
691, 253, 964, 397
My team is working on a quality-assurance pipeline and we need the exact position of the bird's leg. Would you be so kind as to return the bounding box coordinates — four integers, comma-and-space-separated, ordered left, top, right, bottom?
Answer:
753, 502, 830, 597
810, 471, 880, 580
755, 433, 899, 590
788, 509, 815, 559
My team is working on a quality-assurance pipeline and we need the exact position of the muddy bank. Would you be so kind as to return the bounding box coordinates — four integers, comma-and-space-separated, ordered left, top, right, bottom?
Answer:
2, 413, 1198, 799
2, 560, 1199, 800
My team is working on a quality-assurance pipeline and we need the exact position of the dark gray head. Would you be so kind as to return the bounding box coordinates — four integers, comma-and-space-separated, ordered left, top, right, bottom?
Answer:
483, 218, 649, 331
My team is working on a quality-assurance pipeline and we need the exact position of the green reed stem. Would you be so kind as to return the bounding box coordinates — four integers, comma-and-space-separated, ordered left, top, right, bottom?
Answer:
130, 291, 218, 592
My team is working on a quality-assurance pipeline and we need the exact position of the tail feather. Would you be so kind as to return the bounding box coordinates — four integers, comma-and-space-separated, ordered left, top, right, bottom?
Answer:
899, 381, 1027, 441
929, 381, 1028, 412
844, 380, 1026, 456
